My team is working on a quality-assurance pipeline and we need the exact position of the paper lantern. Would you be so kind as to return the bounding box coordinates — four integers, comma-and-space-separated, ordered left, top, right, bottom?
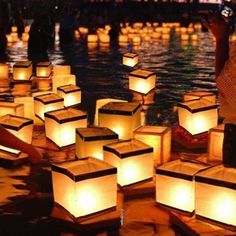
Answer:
13, 61, 32, 80
88, 34, 98, 43
36, 61, 52, 77
11, 80, 32, 97
99, 33, 110, 44
57, 84, 81, 107
98, 102, 141, 140
191, 34, 198, 41
123, 53, 138, 67
134, 126, 171, 166
183, 91, 216, 105
45, 108, 87, 147
178, 100, 218, 135
129, 69, 156, 95
22, 33, 29, 42
53, 65, 71, 76
208, 124, 224, 162
0, 114, 33, 154
162, 34, 170, 40
0, 63, 9, 80
0, 101, 24, 117
104, 139, 153, 187
11, 26, 17, 33
195, 165, 236, 228
118, 35, 128, 43
11, 33, 19, 42
52, 74, 76, 92
132, 36, 141, 45
24, 25, 30, 33
94, 98, 127, 126
156, 159, 210, 214
34, 93, 64, 120
76, 127, 118, 160
36, 75, 52, 91
51, 157, 117, 218
181, 34, 189, 41
6, 34, 13, 43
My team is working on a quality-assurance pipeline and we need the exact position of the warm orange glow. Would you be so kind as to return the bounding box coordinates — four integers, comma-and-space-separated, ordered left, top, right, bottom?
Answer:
18, 72, 26, 80
0, 64, 9, 79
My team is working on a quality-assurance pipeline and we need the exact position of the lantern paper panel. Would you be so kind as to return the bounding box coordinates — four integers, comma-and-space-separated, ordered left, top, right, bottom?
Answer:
34, 93, 64, 120
53, 65, 71, 76
11, 80, 32, 97
183, 91, 216, 105
57, 84, 81, 107
13, 61, 32, 80
94, 98, 128, 126
103, 139, 154, 187
0, 63, 9, 89
129, 69, 156, 95
0, 101, 24, 117
123, 53, 138, 67
195, 165, 236, 228
134, 125, 171, 166
98, 102, 141, 140
156, 159, 210, 214
0, 114, 33, 154
208, 124, 224, 162
52, 157, 117, 218
36, 61, 52, 77
76, 127, 118, 160
52, 74, 76, 92
178, 100, 218, 135
45, 108, 87, 147
35, 75, 52, 91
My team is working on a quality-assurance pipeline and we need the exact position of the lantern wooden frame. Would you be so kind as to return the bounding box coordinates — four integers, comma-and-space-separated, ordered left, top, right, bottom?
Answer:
13, 61, 32, 80
123, 53, 138, 67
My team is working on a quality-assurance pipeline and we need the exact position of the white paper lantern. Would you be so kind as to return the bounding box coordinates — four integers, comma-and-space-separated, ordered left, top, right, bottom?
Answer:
129, 69, 156, 95
123, 53, 138, 67
52, 74, 76, 92
45, 107, 87, 147
13, 61, 32, 80
52, 157, 117, 218
156, 159, 210, 214
195, 165, 236, 229
34, 93, 64, 120
98, 102, 141, 140
104, 139, 154, 187
76, 127, 118, 160
36, 61, 52, 77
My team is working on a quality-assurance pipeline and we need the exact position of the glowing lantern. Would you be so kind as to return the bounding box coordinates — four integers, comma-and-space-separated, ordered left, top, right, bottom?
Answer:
208, 124, 224, 162
152, 32, 161, 40
178, 100, 218, 135
118, 35, 128, 43
6, 34, 13, 43
36, 61, 52, 77
99, 33, 110, 44
45, 108, 87, 147
183, 91, 216, 105
24, 25, 30, 33
181, 34, 189, 41
34, 93, 64, 120
0, 101, 24, 117
0, 114, 33, 154
0, 63, 9, 80
52, 157, 117, 218
22, 33, 29, 42
162, 34, 170, 40
94, 98, 127, 126
195, 165, 236, 228
11, 26, 17, 33
187, 27, 194, 34
123, 53, 138, 67
156, 159, 210, 214
132, 36, 141, 45
134, 126, 171, 166
129, 69, 156, 95
78, 27, 88, 35
98, 102, 141, 140
52, 74, 76, 92
57, 84, 81, 107
13, 61, 32, 80
191, 34, 198, 41
104, 139, 153, 187
76, 127, 118, 160
11, 80, 32, 97
11, 33, 19, 42
87, 34, 98, 43
36, 75, 52, 91
53, 65, 71, 76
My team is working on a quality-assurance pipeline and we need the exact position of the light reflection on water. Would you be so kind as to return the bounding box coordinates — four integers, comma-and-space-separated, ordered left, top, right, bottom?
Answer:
0, 31, 216, 207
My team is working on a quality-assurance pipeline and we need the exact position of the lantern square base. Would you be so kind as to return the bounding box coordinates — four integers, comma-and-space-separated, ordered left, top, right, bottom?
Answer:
50, 192, 123, 235
0, 151, 28, 168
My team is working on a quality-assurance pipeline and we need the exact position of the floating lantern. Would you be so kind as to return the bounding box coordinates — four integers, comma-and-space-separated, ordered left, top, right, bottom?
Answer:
191, 34, 198, 41
36, 61, 52, 77
34, 93, 64, 120
208, 124, 224, 162
11, 33, 19, 42
78, 27, 89, 35
118, 35, 129, 43
99, 33, 110, 44
0, 101, 24, 117
132, 36, 141, 45
22, 33, 29, 42
152, 32, 161, 40
156, 159, 210, 214
57, 84, 81, 107
180, 27, 187, 34
123, 53, 138, 67
98, 102, 141, 140
6, 34, 13, 43
162, 34, 170, 40
53, 65, 71, 76
36, 75, 52, 91
0, 114, 33, 154
195, 165, 236, 228
181, 34, 189, 41
129, 69, 156, 95
134, 126, 171, 166
11, 26, 17, 33
94, 98, 127, 126
52, 74, 76, 92
11, 80, 32, 97
187, 27, 194, 34
45, 108, 87, 147
13, 61, 32, 81
24, 25, 30, 33
178, 100, 218, 135
76, 127, 118, 160
104, 139, 153, 187
52, 157, 117, 218
87, 34, 98, 43
183, 91, 216, 105
0, 63, 9, 80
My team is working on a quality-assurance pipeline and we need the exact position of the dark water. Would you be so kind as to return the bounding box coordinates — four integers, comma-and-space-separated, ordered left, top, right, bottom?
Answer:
0, 29, 216, 235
